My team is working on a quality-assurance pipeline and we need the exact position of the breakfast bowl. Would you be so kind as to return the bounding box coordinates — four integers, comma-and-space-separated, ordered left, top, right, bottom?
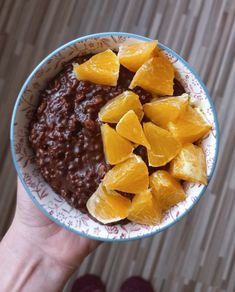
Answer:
10, 32, 219, 241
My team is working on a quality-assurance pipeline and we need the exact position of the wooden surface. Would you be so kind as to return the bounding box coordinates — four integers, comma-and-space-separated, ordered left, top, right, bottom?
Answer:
0, 0, 235, 291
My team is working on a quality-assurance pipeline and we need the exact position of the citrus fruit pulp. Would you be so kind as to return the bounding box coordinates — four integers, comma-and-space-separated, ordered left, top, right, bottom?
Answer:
127, 189, 162, 225
116, 110, 150, 149
86, 183, 131, 224
170, 143, 207, 184
73, 49, 120, 86
99, 90, 143, 123
129, 54, 174, 95
103, 154, 149, 193
101, 124, 133, 165
118, 40, 157, 72
150, 170, 186, 210
143, 122, 181, 167
168, 106, 211, 143
143, 93, 189, 128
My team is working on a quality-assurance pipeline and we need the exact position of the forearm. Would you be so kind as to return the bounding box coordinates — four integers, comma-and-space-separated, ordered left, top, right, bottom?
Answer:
0, 222, 75, 292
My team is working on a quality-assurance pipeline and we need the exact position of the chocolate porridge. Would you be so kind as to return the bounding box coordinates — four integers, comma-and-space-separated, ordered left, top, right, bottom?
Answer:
29, 53, 185, 213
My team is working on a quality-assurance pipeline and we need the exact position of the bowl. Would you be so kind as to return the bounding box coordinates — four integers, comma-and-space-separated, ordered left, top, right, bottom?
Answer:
10, 32, 219, 241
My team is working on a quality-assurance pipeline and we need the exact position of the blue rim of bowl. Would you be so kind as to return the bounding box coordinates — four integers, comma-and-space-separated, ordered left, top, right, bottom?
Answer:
10, 32, 220, 242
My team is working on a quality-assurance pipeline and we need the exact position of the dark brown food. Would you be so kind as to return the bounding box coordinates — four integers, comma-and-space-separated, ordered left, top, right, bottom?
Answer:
29, 54, 185, 214
173, 78, 185, 96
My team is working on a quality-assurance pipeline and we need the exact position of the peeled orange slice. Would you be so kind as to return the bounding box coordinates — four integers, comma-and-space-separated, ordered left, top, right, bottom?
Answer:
168, 106, 211, 143
150, 170, 186, 210
127, 189, 162, 225
118, 40, 157, 72
103, 154, 149, 193
170, 143, 207, 185
129, 54, 174, 95
143, 122, 181, 167
73, 49, 120, 86
116, 110, 150, 149
99, 91, 143, 123
101, 124, 133, 165
143, 93, 189, 128
86, 183, 131, 224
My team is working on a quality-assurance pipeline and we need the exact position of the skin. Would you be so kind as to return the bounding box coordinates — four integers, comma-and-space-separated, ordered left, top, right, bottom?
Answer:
0, 179, 100, 292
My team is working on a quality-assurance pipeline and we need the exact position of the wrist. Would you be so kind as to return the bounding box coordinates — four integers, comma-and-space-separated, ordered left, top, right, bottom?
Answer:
0, 221, 75, 292
12, 210, 85, 269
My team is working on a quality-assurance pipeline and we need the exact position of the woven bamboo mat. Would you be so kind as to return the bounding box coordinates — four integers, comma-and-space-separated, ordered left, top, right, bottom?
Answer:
0, 0, 234, 291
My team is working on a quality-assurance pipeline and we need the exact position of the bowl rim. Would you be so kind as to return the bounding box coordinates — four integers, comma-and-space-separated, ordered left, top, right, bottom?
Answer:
10, 32, 220, 242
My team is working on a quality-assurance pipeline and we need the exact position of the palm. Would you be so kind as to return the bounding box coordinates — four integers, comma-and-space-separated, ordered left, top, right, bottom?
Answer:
16, 180, 100, 268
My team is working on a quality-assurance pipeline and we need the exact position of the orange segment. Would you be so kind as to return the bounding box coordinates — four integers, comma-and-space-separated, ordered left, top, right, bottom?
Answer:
73, 49, 120, 86
150, 170, 186, 210
101, 124, 133, 165
143, 122, 181, 167
127, 189, 162, 225
103, 154, 149, 193
116, 110, 150, 149
86, 183, 131, 224
99, 91, 143, 123
168, 106, 211, 143
118, 40, 157, 72
129, 54, 174, 95
170, 143, 207, 185
143, 93, 189, 128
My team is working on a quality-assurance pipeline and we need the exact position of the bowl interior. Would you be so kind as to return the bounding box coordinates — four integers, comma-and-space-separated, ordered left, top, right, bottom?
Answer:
11, 33, 219, 241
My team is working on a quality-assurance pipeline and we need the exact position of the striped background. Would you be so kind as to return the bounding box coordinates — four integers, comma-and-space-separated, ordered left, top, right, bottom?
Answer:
0, 0, 234, 291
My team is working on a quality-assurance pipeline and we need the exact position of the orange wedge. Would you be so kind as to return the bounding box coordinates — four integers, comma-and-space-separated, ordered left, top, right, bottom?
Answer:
143, 94, 189, 128
143, 122, 181, 167
116, 110, 150, 149
168, 106, 211, 143
73, 49, 120, 86
127, 189, 162, 225
86, 183, 131, 224
129, 54, 174, 95
170, 143, 207, 185
103, 154, 149, 193
99, 91, 143, 123
150, 170, 186, 210
118, 40, 157, 72
101, 124, 133, 165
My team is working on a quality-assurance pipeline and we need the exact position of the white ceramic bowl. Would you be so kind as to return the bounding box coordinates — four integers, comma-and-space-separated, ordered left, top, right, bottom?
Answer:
11, 32, 219, 241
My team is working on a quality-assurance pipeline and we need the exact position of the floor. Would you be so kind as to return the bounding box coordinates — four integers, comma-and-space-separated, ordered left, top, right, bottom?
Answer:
0, 0, 234, 291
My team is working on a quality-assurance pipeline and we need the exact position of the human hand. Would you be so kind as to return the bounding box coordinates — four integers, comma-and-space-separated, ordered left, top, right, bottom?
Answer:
15, 179, 100, 268
0, 179, 101, 292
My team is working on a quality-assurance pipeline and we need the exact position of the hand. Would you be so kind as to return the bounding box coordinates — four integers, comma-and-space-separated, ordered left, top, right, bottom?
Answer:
15, 179, 100, 269
0, 179, 101, 292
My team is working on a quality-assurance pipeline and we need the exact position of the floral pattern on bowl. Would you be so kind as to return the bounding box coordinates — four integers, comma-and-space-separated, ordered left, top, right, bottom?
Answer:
10, 32, 219, 241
